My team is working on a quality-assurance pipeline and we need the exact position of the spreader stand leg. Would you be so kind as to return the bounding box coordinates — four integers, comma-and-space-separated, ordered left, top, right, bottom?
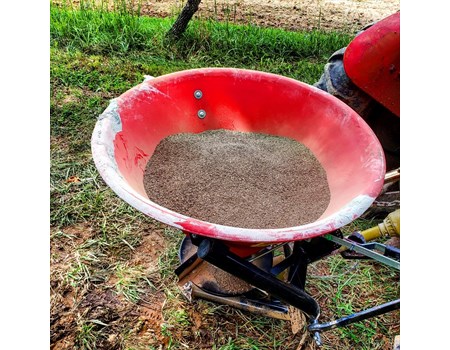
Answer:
196, 237, 321, 320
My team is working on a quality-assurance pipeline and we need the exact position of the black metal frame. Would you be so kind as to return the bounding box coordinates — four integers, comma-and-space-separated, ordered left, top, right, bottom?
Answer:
175, 230, 399, 344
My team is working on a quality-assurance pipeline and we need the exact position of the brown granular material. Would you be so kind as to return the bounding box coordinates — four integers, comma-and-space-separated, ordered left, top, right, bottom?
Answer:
143, 129, 330, 229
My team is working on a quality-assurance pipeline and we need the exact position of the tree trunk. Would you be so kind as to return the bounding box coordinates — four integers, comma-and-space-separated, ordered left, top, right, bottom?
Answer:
167, 0, 202, 40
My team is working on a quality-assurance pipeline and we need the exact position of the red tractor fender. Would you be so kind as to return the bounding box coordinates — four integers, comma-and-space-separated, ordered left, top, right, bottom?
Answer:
343, 12, 400, 117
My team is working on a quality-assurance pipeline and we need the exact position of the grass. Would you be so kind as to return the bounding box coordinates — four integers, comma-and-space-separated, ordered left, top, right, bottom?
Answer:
76, 320, 101, 350
50, 2, 351, 81
114, 263, 155, 303
50, 2, 399, 349
307, 255, 399, 349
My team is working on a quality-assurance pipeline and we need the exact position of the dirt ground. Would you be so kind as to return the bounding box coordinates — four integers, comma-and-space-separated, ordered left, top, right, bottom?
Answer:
141, 0, 400, 32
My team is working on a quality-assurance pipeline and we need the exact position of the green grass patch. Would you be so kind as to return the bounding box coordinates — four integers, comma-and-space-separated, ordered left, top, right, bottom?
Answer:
51, 3, 351, 76
307, 254, 399, 349
114, 263, 155, 303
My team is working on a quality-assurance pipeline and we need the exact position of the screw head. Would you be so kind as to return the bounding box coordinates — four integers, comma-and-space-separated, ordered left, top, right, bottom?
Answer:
197, 109, 206, 119
194, 90, 203, 99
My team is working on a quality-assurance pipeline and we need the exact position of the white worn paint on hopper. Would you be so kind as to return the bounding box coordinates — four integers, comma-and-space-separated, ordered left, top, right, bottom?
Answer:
143, 75, 155, 82
97, 99, 122, 134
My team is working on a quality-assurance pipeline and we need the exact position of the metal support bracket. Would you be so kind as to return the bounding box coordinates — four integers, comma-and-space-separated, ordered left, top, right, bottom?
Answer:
196, 238, 321, 320
324, 234, 400, 270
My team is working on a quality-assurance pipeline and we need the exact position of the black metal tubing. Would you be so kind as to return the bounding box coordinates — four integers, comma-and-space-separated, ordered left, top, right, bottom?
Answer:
196, 238, 320, 320
270, 231, 341, 280
283, 243, 292, 258
286, 242, 308, 290
308, 299, 400, 332
174, 252, 198, 276
297, 230, 343, 264
270, 232, 341, 290
270, 250, 298, 276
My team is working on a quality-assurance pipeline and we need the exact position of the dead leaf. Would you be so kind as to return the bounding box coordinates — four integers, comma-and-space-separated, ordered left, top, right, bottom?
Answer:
66, 176, 80, 183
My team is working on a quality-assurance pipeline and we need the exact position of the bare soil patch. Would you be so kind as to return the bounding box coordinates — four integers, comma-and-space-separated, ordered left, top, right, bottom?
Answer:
141, 0, 400, 32
65, 0, 400, 32
50, 222, 171, 349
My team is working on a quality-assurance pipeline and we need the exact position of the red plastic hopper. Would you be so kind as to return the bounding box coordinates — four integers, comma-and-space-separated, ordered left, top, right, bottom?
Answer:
91, 68, 385, 256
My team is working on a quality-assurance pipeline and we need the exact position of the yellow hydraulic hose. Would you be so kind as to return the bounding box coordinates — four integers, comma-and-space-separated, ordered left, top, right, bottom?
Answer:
360, 209, 400, 241
338, 209, 400, 253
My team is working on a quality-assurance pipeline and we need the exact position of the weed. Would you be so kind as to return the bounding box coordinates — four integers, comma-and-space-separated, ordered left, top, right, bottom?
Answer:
66, 253, 92, 288
76, 321, 99, 349
114, 263, 154, 303
157, 228, 184, 279
160, 323, 174, 349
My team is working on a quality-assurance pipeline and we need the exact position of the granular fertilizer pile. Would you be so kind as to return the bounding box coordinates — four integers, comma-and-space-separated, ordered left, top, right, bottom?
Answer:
143, 129, 330, 229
